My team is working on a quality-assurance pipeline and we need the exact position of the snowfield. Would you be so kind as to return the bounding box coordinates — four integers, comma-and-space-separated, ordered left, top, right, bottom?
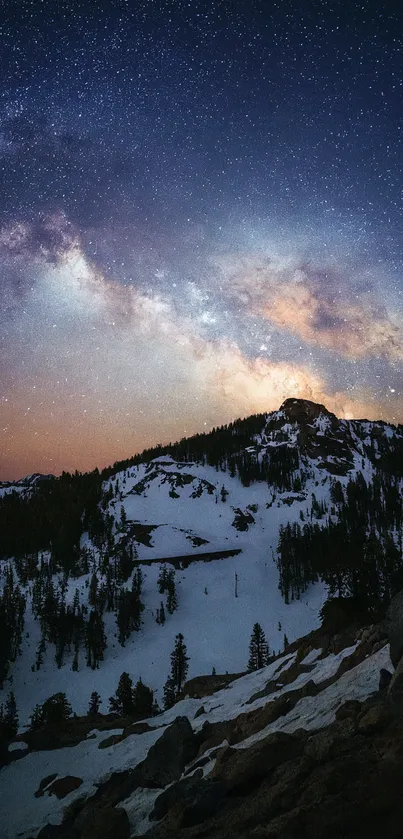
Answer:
0, 642, 393, 839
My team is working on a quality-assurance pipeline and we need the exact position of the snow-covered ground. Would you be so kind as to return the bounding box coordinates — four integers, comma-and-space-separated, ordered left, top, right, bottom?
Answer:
0, 641, 392, 839
3, 456, 330, 727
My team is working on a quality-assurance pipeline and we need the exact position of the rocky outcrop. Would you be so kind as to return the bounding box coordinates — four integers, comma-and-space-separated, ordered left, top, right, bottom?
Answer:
385, 589, 403, 667
143, 694, 403, 839
138, 716, 198, 788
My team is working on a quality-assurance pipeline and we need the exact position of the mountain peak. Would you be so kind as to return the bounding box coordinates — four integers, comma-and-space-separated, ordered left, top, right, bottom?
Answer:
280, 397, 336, 424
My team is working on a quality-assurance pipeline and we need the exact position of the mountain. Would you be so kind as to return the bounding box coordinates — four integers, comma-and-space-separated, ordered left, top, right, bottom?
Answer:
1, 397, 403, 836
0, 472, 55, 497
1, 397, 403, 727
0, 611, 401, 839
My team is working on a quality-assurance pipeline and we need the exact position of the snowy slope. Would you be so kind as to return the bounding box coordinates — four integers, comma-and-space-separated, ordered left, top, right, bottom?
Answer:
1, 397, 403, 729
0, 639, 393, 839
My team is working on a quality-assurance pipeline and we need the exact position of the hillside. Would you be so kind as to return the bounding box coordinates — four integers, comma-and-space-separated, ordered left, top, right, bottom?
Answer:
1, 397, 403, 730
0, 613, 401, 839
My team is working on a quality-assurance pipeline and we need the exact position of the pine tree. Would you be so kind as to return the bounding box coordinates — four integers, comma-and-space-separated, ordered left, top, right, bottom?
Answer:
88, 691, 102, 716
134, 678, 154, 717
248, 623, 269, 671
3, 691, 18, 739
30, 693, 72, 729
109, 671, 136, 716
168, 632, 189, 697
163, 676, 176, 710
89, 573, 98, 607
86, 609, 107, 669
156, 600, 166, 625
157, 565, 169, 594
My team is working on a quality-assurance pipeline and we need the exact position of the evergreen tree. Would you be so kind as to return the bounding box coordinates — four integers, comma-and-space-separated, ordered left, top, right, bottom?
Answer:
109, 671, 136, 716
88, 691, 102, 716
166, 571, 178, 614
89, 573, 98, 607
248, 623, 269, 671
85, 609, 107, 669
30, 693, 72, 729
156, 601, 166, 625
162, 676, 176, 710
157, 564, 169, 594
134, 678, 154, 717
168, 632, 189, 697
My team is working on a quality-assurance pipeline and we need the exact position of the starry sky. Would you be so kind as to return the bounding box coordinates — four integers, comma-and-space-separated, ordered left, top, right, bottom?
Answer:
1, 0, 403, 480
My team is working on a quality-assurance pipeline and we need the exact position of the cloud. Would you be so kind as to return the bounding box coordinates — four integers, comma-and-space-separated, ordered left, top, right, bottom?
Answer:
0, 212, 78, 263
213, 254, 403, 362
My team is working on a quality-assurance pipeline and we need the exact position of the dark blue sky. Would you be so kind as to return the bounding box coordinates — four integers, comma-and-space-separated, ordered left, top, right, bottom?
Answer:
1, 0, 403, 478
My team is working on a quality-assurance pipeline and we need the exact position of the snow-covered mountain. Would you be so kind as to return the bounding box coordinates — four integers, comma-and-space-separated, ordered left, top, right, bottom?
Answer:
3, 399, 403, 724
1, 397, 403, 837
1, 397, 403, 725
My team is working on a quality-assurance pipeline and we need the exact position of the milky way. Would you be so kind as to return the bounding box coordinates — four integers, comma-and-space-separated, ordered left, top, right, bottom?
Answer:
1, 0, 402, 479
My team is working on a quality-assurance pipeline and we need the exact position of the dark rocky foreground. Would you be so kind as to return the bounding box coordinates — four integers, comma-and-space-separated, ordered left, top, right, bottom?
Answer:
27, 593, 403, 839
32, 687, 403, 839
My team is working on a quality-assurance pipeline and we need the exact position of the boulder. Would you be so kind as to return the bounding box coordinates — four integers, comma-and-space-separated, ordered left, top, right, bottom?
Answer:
150, 769, 204, 820
385, 589, 403, 667
81, 806, 130, 839
388, 655, 403, 702
212, 730, 303, 793
379, 667, 393, 691
335, 700, 362, 721
48, 776, 83, 799
35, 773, 58, 798
357, 703, 391, 734
137, 716, 198, 788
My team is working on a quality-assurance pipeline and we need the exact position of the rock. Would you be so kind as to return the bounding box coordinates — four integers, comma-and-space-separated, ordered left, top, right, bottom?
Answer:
385, 589, 403, 667
372, 640, 383, 654
182, 779, 227, 828
138, 716, 198, 788
388, 655, 403, 701
150, 769, 204, 820
126, 721, 153, 735
357, 703, 391, 734
379, 667, 393, 691
35, 773, 58, 798
194, 705, 205, 719
46, 776, 83, 799
212, 730, 303, 793
98, 734, 123, 749
81, 806, 130, 839
335, 699, 362, 721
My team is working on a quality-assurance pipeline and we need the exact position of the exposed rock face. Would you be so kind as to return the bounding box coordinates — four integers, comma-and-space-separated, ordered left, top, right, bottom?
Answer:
280, 398, 336, 425
183, 673, 243, 699
138, 716, 198, 788
387, 655, 403, 701
142, 694, 403, 839
80, 806, 130, 839
379, 667, 393, 691
35, 775, 83, 800
385, 589, 403, 667
277, 399, 355, 474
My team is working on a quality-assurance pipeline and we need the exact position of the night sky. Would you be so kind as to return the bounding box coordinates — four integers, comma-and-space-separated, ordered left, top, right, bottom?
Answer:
1, 0, 403, 480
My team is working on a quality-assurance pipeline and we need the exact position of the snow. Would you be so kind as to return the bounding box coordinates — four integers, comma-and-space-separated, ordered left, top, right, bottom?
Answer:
0, 642, 392, 839
2, 456, 329, 728
300, 648, 322, 665
235, 644, 392, 748
0, 725, 163, 839
8, 740, 28, 752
